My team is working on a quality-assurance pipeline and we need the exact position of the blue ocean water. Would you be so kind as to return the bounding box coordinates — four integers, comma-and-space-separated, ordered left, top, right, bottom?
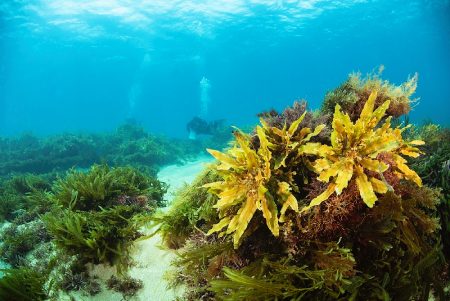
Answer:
0, 0, 449, 138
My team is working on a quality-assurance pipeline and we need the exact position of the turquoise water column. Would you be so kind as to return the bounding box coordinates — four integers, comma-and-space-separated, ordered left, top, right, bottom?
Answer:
188, 76, 211, 140
199, 76, 211, 119
127, 53, 152, 119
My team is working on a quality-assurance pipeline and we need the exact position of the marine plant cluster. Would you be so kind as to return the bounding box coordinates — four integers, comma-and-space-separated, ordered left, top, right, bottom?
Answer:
407, 122, 450, 261
0, 121, 230, 179
159, 72, 449, 300
0, 164, 167, 299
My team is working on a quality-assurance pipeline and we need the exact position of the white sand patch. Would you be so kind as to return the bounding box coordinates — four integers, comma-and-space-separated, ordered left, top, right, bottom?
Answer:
65, 155, 212, 300
126, 234, 184, 300
158, 155, 213, 203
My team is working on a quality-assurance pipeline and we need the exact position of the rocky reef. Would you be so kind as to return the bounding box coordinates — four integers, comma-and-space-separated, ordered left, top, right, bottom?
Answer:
0, 121, 230, 179
158, 72, 449, 301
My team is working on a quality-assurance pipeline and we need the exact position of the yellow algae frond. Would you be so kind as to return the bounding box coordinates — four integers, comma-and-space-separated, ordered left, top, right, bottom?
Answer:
302, 90, 424, 212
205, 114, 325, 248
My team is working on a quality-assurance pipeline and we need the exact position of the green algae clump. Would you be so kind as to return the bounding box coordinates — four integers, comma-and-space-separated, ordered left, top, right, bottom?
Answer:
44, 164, 166, 271
0, 268, 48, 301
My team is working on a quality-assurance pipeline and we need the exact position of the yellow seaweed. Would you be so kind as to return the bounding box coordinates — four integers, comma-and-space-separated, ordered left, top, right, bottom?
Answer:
205, 114, 324, 248
303, 90, 424, 212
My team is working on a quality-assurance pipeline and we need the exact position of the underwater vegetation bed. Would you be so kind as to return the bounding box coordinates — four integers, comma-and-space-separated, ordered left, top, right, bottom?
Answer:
0, 105, 232, 298
0, 71, 449, 300
157, 71, 450, 301
0, 121, 230, 180
0, 164, 169, 300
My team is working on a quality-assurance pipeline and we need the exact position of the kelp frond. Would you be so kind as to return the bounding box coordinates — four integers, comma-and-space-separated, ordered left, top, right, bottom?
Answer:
0, 268, 47, 301
209, 242, 356, 300
302, 90, 424, 211
205, 128, 278, 249
205, 113, 324, 248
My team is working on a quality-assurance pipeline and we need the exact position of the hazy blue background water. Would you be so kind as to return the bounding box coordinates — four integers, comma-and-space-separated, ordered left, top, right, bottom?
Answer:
0, 0, 449, 138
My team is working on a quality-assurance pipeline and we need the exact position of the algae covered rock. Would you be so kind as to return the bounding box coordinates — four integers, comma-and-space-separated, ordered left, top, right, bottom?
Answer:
44, 164, 167, 271
52, 164, 167, 211
321, 68, 418, 119
0, 122, 226, 178
0, 163, 168, 299
162, 72, 448, 301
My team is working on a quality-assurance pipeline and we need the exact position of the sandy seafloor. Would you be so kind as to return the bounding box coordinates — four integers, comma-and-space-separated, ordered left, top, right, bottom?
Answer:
65, 155, 213, 301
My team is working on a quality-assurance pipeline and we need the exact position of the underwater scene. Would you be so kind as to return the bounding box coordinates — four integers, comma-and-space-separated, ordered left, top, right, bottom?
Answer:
0, 0, 449, 300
